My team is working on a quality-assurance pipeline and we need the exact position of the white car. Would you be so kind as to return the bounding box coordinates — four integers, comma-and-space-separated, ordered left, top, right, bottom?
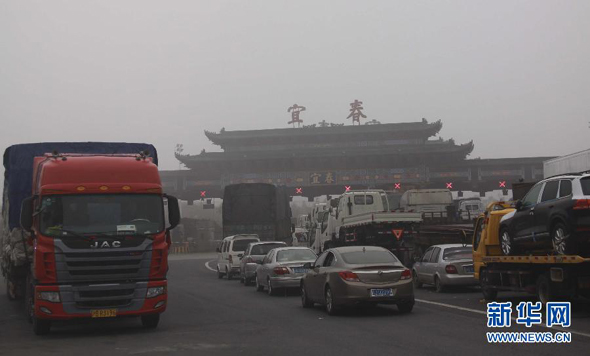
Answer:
217, 234, 260, 279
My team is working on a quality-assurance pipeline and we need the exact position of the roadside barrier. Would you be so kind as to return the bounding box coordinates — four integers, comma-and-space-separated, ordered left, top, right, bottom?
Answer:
170, 242, 191, 254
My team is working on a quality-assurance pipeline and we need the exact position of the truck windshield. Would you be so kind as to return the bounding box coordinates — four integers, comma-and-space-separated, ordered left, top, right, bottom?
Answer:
39, 194, 164, 237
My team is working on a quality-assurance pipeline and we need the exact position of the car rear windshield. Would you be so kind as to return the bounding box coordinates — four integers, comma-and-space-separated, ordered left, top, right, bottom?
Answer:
340, 250, 399, 264
442, 247, 472, 261
251, 243, 285, 255
581, 178, 590, 196
276, 249, 316, 262
232, 239, 259, 252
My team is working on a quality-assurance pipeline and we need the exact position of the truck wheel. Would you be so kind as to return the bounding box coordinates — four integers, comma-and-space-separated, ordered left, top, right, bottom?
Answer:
5, 277, 16, 301
500, 229, 516, 256
480, 269, 498, 301
141, 313, 160, 329
412, 270, 422, 289
33, 316, 51, 335
536, 274, 554, 304
552, 223, 575, 255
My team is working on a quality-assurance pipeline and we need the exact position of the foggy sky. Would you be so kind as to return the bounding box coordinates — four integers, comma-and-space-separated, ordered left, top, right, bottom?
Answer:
1, 0, 589, 171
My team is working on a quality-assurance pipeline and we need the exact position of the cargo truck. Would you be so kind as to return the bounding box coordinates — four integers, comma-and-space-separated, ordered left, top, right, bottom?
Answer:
1, 143, 180, 335
222, 183, 292, 242
311, 190, 422, 266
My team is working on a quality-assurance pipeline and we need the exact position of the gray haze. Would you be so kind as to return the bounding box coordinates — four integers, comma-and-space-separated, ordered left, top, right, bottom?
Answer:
1, 0, 589, 171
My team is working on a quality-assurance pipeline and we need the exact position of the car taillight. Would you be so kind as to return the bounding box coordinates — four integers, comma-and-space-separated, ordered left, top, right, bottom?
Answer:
574, 199, 590, 210
273, 267, 290, 275
338, 271, 360, 282
400, 269, 411, 280
445, 265, 458, 274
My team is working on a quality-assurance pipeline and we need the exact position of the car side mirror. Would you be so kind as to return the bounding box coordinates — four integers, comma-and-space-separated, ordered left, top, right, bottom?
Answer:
20, 196, 35, 232
515, 200, 523, 211
303, 262, 312, 269
165, 195, 180, 231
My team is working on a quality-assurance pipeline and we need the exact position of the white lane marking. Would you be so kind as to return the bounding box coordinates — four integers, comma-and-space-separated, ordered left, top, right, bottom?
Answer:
415, 298, 590, 338
205, 260, 217, 272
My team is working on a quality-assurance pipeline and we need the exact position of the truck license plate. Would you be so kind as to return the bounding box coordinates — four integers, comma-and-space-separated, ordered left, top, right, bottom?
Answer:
91, 309, 117, 318
370, 288, 394, 297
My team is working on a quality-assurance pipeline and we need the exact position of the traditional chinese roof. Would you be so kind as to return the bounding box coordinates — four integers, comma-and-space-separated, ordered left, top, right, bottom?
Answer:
203, 119, 443, 150
176, 138, 474, 167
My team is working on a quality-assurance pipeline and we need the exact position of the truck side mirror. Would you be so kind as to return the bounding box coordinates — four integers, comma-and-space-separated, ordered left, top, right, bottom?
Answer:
20, 196, 35, 232
166, 195, 180, 230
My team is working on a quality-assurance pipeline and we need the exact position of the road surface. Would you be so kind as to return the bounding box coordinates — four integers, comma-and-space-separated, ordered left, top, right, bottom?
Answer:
1, 253, 589, 355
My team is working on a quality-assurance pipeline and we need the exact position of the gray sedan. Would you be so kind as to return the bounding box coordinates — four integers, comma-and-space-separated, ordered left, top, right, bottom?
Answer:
255, 247, 317, 296
412, 244, 477, 292
300, 246, 414, 315
239, 241, 287, 285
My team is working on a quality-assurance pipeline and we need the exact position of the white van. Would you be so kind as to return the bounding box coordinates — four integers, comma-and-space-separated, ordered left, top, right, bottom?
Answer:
217, 234, 260, 279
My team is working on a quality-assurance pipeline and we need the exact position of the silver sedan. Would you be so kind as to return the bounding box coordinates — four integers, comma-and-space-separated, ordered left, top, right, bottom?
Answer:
412, 244, 477, 292
255, 247, 317, 296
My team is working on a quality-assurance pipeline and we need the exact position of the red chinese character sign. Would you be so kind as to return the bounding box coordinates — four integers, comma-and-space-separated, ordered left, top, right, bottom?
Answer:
347, 99, 367, 125
287, 104, 306, 127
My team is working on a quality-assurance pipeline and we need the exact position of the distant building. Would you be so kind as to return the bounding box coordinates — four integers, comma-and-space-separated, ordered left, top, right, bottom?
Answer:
161, 119, 551, 200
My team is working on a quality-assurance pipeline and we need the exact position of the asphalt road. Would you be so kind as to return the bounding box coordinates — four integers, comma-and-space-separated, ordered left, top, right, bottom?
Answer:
1, 253, 589, 355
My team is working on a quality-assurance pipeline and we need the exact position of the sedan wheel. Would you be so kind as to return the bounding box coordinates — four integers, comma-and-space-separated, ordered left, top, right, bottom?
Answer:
267, 278, 275, 296
434, 276, 444, 293
301, 283, 314, 308
412, 270, 422, 289
325, 286, 338, 315
255, 276, 264, 292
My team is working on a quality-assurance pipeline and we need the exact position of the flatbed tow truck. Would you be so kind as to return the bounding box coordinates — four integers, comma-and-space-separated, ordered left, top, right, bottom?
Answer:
473, 203, 590, 302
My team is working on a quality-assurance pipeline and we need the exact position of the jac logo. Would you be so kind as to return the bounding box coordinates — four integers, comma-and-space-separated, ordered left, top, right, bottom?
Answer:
90, 240, 122, 248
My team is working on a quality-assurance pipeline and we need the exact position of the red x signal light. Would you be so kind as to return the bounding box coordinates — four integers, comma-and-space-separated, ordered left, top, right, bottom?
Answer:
344, 186, 351, 192
394, 183, 401, 190
295, 187, 303, 194
200, 191, 207, 197
446, 182, 453, 189
499, 181, 506, 188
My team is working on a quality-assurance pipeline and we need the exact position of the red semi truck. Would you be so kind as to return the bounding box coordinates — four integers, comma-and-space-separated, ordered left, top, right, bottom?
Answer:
1, 143, 180, 334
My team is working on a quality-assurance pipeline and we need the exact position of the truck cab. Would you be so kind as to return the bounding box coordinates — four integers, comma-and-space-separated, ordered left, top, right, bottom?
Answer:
18, 152, 180, 334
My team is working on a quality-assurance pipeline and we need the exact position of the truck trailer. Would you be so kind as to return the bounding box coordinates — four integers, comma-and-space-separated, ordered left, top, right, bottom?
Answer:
222, 183, 292, 242
1, 142, 180, 334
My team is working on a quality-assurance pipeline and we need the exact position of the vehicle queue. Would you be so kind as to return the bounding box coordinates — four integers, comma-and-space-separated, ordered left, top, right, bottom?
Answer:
216, 234, 478, 315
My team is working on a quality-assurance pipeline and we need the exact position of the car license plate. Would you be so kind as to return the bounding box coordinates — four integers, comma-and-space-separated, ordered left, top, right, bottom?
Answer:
370, 288, 394, 297
91, 309, 117, 318
293, 268, 308, 274
463, 265, 474, 273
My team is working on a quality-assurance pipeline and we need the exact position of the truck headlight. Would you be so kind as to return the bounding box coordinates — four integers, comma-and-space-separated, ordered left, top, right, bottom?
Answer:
38, 291, 61, 303
146, 286, 166, 298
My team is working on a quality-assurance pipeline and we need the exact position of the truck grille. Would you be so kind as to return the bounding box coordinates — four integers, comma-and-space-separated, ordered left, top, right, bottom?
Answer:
56, 250, 152, 283
71, 284, 138, 309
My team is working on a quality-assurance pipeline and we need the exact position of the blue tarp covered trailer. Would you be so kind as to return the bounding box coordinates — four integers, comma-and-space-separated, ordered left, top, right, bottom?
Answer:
2, 142, 158, 231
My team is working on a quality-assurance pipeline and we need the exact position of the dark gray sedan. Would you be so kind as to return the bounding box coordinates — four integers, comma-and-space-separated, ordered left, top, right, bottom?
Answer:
300, 246, 414, 315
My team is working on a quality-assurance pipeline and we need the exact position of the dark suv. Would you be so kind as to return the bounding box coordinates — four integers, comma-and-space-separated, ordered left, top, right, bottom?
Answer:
499, 173, 590, 256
